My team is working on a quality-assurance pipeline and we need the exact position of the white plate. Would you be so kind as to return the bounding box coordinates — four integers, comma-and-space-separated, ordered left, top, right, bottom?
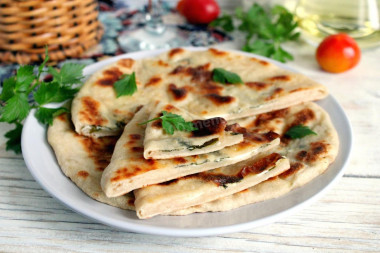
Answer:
21, 48, 352, 237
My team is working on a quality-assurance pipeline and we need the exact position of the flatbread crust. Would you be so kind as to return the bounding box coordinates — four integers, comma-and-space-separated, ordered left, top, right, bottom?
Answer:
143, 102, 243, 159
47, 113, 135, 210
71, 48, 327, 137
134, 153, 290, 219
170, 102, 339, 215
101, 105, 281, 197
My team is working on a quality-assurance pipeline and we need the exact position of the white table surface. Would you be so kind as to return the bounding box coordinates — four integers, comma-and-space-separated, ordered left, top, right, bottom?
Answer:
1, 37, 380, 252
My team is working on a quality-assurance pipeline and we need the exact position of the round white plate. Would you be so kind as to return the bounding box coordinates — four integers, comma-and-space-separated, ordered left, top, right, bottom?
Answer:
21, 47, 352, 237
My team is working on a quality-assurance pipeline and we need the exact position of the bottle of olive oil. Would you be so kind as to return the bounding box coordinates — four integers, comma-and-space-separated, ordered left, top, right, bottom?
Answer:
295, 0, 380, 48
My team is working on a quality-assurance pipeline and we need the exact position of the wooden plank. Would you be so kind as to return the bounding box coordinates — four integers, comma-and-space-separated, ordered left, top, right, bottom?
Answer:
0, 158, 379, 252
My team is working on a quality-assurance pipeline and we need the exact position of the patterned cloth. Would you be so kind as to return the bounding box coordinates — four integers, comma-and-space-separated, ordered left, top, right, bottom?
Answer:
0, 0, 231, 83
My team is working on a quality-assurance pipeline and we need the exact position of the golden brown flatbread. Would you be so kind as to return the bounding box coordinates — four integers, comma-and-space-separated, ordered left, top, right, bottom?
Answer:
143, 102, 243, 159
170, 102, 339, 215
134, 152, 290, 219
101, 104, 281, 197
71, 48, 327, 137
47, 113, 135, 210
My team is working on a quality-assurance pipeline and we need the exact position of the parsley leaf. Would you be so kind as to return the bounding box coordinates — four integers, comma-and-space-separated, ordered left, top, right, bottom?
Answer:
210, 3, 299, 63
0, 77, 16, 101
114, 72, 137, 97
210, 14, 234, 32
0, 93, 30, 122
212, 68, 243, 84
35, 107, 69, 125
4, 122, 23, 154
15, 65, 35, 92
34, 82, 78, 105
139, 111, 197, 135
48, 63, 85, 86
285, 125, 317, 139
0, 49, 86, 153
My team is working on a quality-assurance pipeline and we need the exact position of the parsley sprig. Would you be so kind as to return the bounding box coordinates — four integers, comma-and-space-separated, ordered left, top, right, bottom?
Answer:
211, 4, 300, 62
285, 125, 317, 139
0, 48, 85, 153
139, 111, 197, 135
114, 72, 137, 97
212, 68, 243, 85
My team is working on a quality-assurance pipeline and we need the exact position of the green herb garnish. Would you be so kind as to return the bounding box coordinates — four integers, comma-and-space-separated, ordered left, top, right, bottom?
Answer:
285, 125, 317, 139
139, 111, 197, 135
212, 68, 243, 85
210, 4, 300, 63
114, 72, 137, 97
0, 48, 85, 153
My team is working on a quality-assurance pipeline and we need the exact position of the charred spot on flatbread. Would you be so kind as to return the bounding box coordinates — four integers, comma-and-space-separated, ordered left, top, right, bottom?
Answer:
111, 159, 158, 183
131, 146, 144, 153
173, 157, 187, 164
168, 83, 189, 101
169, 48, 185, 58
79, 96, 108, 126
96, 67, 123, 87
156, 60, 169, 67
267, 75, 291, 82
145, 76, 162, 87
296, 141, 329, 163
76, 134, 117, 171
226, 124, 279, 143
291, 108, 316, 126
170, 64, 212, 82
266, 88, 284, 101
290, 87, 310, 93
250, 57, 270, 66
238, 153, 282, 177
244, 131, 279, 143
57, 113, 67, 122
77, 170, 89, 179
205, 93, 235, 105
253, 108, 289, 127
246, 82, 271, 91
160, 153, 282, 188
117, 58, 135, 68
191, 117, 227, 137
279, 162, 304, 179
208, 48, 228, 56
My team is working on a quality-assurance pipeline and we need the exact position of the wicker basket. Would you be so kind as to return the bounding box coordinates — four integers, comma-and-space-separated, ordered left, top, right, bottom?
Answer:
0, 0, 103, 64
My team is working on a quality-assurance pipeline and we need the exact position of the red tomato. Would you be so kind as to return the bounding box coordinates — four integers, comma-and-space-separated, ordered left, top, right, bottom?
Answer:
180, 0, 220, 24
176, 0, 186, 15
316, 33, 361, 73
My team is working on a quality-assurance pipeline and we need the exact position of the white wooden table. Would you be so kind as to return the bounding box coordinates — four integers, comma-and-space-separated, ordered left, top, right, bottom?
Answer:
1, 39, 380, 252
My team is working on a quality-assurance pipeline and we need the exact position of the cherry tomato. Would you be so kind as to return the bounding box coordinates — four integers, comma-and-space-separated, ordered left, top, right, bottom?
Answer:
316, 33, 361, 73
176, 0, 186, 15
179, 0, 220, 24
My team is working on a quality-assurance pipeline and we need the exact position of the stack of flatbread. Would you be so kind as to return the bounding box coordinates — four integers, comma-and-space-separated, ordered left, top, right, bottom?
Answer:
48, 48, 339, 219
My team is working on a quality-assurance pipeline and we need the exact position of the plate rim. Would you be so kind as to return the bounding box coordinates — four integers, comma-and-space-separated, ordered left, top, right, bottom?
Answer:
21, 47, 353, 237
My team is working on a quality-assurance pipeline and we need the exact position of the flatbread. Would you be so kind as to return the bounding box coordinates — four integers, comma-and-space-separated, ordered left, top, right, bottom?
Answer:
134, 152, 290, 219
143, 102, 243, 159
71, 48, 327, 137
47, 113, 135, 210
170, 102, 339, 215
101, 105, 281, 197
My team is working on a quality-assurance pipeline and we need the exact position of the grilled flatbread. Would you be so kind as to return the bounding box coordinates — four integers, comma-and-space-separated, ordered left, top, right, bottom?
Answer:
101, 105, 281, 197
170, 102, 339, 215
71, 48, 327, 137
47, 113, 135, 210
135, 152, 290, 219
143, 103, 243, 159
